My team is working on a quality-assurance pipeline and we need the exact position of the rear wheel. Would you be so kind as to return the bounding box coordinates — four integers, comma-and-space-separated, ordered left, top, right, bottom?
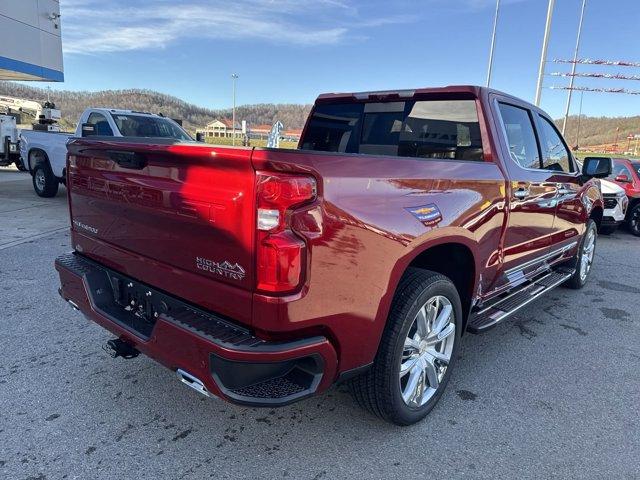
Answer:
565, 219, 597, 289
349, 269, 461, 425
32, 162, 59, 197
628, 203, 640, 237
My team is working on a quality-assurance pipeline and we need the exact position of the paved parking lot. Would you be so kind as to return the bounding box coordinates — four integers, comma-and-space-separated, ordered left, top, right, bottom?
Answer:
1, 167, 639, 479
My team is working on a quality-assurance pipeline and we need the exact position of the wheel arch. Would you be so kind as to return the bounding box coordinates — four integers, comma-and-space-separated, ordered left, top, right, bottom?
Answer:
27, 147, 50, 173
407, 242, 476, 327
378, 233, 480, 341
627, 196, 640, 213
590, 205, 603, 229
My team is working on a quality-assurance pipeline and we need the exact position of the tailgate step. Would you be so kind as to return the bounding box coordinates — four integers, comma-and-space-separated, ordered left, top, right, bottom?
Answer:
467, 269, 574, 334
56, 252, 264, 348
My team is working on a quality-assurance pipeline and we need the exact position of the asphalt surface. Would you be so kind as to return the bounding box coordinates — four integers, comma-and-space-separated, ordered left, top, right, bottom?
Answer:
1, 167, 639, 479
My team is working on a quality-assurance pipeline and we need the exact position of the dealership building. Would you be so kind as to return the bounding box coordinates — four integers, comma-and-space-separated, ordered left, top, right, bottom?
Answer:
0, 0, 63, 81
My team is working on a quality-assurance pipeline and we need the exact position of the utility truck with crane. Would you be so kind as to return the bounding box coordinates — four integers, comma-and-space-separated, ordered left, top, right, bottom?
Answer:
0, 112, 20, 168
0, 95, 61, 170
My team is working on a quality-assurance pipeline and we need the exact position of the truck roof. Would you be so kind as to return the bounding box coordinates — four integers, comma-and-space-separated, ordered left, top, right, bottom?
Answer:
316, 85, 528, 106
89, 108, 160, 117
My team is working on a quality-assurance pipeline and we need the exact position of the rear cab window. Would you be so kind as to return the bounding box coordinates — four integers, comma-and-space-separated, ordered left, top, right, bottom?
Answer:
110, 113, 192, 141
86, 112, 114, 136
301, 98, 484, 161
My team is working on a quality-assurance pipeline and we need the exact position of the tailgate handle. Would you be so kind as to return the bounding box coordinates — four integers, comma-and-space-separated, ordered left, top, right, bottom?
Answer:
108, 150, 147, 169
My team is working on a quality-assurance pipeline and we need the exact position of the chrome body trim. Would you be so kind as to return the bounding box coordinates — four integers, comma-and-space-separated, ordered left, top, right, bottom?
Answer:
504, 240, 578, 276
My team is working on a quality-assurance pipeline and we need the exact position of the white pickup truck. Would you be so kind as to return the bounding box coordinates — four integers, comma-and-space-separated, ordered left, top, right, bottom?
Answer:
20, 108, 193, 197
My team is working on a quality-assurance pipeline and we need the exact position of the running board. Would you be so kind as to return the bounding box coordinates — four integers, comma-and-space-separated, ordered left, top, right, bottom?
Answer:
467, 269, 574, 334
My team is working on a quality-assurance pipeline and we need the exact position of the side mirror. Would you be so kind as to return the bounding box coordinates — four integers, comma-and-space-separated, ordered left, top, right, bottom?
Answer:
195, 132, 205, 142
81, 123, 95, 137
582, 157, 612, 179
615, 174, 631, 183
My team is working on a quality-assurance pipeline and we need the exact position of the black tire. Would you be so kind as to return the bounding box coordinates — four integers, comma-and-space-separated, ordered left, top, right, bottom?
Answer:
32, 162, 59, 198
628, 203, 640, 237
598, 225, 616, 235
349, 269, 462, 426
564, 219, 597, 289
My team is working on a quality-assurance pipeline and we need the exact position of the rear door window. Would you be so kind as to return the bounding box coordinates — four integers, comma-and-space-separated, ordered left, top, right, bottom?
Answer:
497, 103, 540, 169
301, 99, 483, 160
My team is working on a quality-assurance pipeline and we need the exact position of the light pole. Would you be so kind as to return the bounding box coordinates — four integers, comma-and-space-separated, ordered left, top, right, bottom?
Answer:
486, 0, 501, 87
575, 90, 584, 149
535, 0, 555, 106
561, 0, 587, 135
231, 73, 239, 146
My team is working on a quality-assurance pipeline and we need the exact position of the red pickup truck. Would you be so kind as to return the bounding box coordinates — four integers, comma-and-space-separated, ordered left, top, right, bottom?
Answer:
56, 86, 611, 425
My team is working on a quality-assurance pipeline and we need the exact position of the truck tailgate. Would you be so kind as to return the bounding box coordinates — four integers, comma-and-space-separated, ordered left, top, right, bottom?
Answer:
66, 139, 256, 324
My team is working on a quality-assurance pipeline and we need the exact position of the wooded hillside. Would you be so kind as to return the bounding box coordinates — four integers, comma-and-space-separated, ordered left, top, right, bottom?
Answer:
0, 81, 312, 133
1, 81, 637, 148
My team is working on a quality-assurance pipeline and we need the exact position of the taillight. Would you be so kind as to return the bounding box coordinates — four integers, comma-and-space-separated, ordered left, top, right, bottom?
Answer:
256, 172, 317, 293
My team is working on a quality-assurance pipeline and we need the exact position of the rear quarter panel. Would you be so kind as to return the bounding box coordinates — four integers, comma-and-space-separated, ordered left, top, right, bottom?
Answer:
251, 148, 506, 371
21, 130, 71, 176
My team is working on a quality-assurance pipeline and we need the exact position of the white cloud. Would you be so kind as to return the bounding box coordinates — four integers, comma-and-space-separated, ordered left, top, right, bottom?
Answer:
59, 0, 411, 54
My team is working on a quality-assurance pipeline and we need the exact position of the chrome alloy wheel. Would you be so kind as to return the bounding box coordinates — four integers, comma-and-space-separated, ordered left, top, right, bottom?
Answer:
400, 295, 455, 407
580, 228, 596, 282
35, 169, 46, 192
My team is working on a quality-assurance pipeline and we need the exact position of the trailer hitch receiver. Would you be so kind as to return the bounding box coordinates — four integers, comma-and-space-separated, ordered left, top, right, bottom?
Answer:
103, 338, 140, 359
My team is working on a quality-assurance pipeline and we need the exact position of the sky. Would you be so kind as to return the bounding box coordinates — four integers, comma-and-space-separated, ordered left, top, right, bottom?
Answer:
30, 0, 640, 118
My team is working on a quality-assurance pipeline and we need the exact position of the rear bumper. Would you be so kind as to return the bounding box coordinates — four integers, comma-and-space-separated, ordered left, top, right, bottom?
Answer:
55, 252, 337, 406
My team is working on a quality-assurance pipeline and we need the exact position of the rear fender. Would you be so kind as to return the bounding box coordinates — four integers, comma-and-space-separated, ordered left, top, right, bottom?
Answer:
371, 229, 480, 349
27, 148, 49, 174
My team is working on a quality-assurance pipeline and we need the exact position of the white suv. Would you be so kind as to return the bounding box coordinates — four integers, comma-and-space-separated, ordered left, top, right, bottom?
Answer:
600, 178, 628, 234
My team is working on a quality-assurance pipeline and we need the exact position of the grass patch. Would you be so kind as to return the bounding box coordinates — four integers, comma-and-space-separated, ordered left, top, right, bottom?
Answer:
574, 151, 638, 159
203, 137, 298, 149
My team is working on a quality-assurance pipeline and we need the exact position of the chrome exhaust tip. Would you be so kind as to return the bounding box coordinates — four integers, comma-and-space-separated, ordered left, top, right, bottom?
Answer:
176, 369, 213, 398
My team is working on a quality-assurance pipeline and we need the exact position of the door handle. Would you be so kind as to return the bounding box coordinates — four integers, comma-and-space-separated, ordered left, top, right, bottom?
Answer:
513, 188, 529, 199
